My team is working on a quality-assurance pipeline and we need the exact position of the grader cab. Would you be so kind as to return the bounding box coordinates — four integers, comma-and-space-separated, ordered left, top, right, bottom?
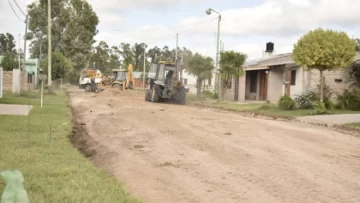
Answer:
145, 61, 188, 104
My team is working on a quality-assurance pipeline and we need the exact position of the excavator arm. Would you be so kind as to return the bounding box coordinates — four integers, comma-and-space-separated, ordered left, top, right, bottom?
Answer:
127, 64, 135, 89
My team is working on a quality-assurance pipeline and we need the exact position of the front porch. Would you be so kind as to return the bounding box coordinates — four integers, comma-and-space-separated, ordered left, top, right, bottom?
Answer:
227, 64, 301, 103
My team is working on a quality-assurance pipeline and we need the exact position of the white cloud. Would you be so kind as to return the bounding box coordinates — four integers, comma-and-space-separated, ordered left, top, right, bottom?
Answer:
180, 0, 360, 37
2, 0, 360, 62
87, 0, 204, 11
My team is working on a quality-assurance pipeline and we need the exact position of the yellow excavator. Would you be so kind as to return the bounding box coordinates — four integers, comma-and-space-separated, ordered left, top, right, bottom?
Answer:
98, 64, 135, 91
80, 64, 135, 93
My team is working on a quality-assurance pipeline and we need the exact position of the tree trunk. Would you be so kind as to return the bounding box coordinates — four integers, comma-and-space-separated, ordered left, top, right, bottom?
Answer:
196, 78, 202, 97
319, 69, 324, 102
220, 79, 226, 100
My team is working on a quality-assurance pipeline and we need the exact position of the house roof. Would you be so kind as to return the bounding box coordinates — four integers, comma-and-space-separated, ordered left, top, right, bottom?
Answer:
245, 53, 293, 67
245, 52, 360, 67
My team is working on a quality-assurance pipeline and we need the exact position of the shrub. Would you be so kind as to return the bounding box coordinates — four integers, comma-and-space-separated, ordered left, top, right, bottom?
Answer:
337, 89, 360, 111
202, 90, 214, 97
312, 101, 328, 115
294, 90, 317, 109
323, 97, 334, 110
278, 96, 295, 110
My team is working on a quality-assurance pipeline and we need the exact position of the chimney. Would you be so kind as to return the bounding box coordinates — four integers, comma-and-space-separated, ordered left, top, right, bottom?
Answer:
263, 42, 274, 58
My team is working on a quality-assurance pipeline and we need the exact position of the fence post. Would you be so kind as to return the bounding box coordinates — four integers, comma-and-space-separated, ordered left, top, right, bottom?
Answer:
0, 67, 3, 98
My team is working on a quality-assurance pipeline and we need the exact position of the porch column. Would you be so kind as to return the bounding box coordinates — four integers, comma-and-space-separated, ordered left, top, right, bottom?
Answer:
238, 74, 246, 102
285, 64, 291, 96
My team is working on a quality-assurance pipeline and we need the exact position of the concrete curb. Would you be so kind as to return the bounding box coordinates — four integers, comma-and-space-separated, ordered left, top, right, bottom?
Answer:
190, 102, 360, 137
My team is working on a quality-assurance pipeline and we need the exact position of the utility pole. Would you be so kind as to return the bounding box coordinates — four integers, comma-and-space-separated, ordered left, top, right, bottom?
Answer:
20, 15, 29, 92
215, 15, 221, 97
143, 48, 146, 89
48, 0, 52, 87
175, 33, 179, 81
18, 34, 21, 70
180, 50, 184, 82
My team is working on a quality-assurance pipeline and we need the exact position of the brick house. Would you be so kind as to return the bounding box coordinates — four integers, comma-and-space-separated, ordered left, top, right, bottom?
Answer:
224, 43, 360, 103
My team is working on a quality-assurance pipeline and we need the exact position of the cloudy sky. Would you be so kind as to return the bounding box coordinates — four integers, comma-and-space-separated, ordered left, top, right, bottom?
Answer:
1, 0, 359, 60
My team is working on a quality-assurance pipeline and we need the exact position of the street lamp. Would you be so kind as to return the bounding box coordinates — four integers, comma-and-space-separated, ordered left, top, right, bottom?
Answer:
206, 8, 221, 96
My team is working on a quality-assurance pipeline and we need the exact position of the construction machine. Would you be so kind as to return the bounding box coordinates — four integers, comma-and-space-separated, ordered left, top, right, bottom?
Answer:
102, 64, 135, 90
79, 69, 103, 92
145, 61, 189, 104
79, 64, 135, 93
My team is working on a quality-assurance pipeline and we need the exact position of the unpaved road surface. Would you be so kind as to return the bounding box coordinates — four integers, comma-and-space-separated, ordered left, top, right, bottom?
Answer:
70, 88, 360, 203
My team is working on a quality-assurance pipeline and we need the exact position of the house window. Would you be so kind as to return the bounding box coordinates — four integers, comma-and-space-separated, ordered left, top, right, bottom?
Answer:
250, 71, 257, 93
183, 78, 187, 85
291, 70, 296, 85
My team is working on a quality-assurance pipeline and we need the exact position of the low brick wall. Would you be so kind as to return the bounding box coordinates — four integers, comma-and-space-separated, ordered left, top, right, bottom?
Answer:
2, 70, 35, 91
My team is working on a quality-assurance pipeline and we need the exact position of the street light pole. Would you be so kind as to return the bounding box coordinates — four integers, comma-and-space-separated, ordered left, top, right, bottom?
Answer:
206, 8, 221, 97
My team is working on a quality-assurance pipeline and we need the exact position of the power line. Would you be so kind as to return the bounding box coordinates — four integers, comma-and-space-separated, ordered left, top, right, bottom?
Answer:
12, 0, 26, 16
8, 0, 24, 22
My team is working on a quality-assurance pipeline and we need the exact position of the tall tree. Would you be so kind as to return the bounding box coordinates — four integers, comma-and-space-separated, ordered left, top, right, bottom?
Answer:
108, 46, 121, 69
160, 46, 173, 61
219, 51, 247, 99
42, 50, 73, 80
28, 0, 99, 71
0, 33, 17, 54
119, 43, 134, 69
0, 33, 18, 70
292, 28, 356, 102
147, 46, 161, 63
186, 53, 215, 96
131, 43, 147, 71
90, 41, 110, 73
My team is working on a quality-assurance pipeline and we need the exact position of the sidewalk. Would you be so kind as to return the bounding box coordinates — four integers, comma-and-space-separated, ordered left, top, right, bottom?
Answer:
0, 104, 33, 115
297, 114, 360, 125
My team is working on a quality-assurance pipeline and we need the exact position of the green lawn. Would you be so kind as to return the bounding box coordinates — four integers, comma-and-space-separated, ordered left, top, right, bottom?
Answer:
342, 122, 360, 129
187, 95, 358, 118
0, 92, 141, 203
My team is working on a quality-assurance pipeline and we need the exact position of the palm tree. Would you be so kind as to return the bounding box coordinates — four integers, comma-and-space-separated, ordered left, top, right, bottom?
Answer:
186, 53, 215, 96
219, 51, 247, 100
344, 61, 360, 89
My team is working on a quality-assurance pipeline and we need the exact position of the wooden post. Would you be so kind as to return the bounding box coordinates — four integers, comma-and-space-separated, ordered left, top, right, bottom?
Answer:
285, 65, 291, 96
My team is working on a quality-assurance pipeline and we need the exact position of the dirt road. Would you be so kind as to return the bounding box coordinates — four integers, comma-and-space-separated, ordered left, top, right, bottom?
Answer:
69, 88, 360, 203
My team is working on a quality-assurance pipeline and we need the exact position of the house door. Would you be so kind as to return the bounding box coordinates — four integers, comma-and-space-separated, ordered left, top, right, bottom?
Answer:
234, 78, 239, 101
259, 71, 268, 100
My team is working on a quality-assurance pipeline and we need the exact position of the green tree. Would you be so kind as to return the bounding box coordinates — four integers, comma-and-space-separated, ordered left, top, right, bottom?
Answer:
0, 33, 18, 70
119, 43, 134, 69
131, 42, 147, 71
1, 52, 18, 70
108, 46, 121, 69
219, 50, 247, 99
186, 53, 215, 96
89, 41, 110, 73
147, 46, 162, 63
43, 50, 73, 80
292, 28, 356, 102
355, 39, 360, 52
28, 0, 99, 71
0, 33, 17, 54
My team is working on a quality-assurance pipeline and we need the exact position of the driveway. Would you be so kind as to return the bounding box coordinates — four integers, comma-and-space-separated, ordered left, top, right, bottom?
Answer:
298, 114, 360, 125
